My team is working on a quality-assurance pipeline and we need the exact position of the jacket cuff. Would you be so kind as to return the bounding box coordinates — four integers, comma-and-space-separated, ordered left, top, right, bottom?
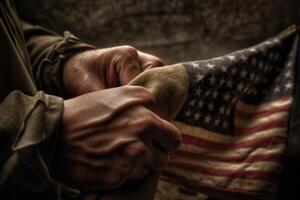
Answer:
39, 32, 95, 97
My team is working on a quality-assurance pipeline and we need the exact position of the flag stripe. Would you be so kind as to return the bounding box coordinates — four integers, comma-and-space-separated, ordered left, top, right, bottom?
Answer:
235, 112, 288, 128
235, 120, 288, 135
162, 170, 277, 194
174, 149, 283, 163
235, 104, 290, 119
236, 97, 292, 113
168, 161, 278, 181
182, 134, 287, 150
171, 155, 281, 172
180, 143, 286, 158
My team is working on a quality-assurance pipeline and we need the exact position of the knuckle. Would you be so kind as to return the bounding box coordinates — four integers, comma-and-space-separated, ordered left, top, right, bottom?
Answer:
119, 45, 138, 57
148, 58, 164, 68
127, 142, 147, 158
105, 174, 124, 188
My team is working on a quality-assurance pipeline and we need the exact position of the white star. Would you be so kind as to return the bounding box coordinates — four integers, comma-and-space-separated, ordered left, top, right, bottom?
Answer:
219, 106, 226, 114
251, 58, 257, 66
198, 100, 204, 108
285, 71, 292, 78
249, 48, 257, 52
226, 80, 233, 88
223, 93, 231, 101
285, 82, 292, 89
219, 78, 225, 86
194, 113, 201, 120
205, 90, 211, 97
223, 121, 228, 128
274, 86, 280, 93
230, 68, 237, 75
212, 91, 218, 99
273, 38, 280, 44
189, 99, 196, 107
206, 63, 215, 69
196, 88, 202, 96
214, 118, 220, 126
228, 55, 236, 61
196, 73, 204, 82
209, 75, 217, 85
241, 69, 247, 78
208, 102, 214, 111
220, 66, 227, 72
192, 62, 200, 69
240, 54, 247, 62
287, 61, 293, 68
258, 61, 264, 69
237, 83, 244, 91
204, 115, 211, 123
185, 110, 192, 117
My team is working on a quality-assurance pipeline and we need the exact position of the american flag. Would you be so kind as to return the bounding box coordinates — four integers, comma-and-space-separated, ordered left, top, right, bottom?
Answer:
162, 26, 298, 199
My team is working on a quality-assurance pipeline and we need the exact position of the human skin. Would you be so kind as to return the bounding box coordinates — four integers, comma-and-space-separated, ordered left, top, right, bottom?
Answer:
51, 46, 181, 191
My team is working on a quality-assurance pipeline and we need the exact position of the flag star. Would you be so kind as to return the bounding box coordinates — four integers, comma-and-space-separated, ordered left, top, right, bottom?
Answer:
198, 100, 204, 108
212, 91, 218, 99
206, 63, 215, 69
222, 121, 228, 128
228, 55, 236, 61
208, 102, 214, 111
237, 83, 244, 91
258, 61, 264, 69
220, 66, 227, 72
196, 88, 202, 96
240, 54, 247, 62
192, 62, 200, 69
205, 90, 211, 97
185, 110, 192, 117
204, 115, 211, 123
226, 80, 233, 88
214, 118, 220, 126
219, 106, 226, 114
230, 68, 237, 75
285, 71, 292, 78
223, 93, 231, 101
219, 78, 225, 86
241, 69, 247, 78
287, 61, 293, 68
274, 86, 280, 93
273, 38, 280, 44
196, 73, 204, 82
251, 58, 257, 66
250, 73, 256, 81
265, 41, 272, 45
194, 113, 201, 121
189, 99, 196, 107
209, 75, 217, 85
285, 82, 292, 90
249, 48, 257, 52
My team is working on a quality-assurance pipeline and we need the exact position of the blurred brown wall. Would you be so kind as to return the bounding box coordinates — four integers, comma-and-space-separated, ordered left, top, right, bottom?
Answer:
16, 0, 300, 64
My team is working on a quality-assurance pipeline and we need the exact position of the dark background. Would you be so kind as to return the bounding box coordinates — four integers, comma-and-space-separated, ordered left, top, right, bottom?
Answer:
16, 0, 300, 65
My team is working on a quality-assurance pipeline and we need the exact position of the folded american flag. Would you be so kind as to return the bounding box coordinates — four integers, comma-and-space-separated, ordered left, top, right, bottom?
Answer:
161, 25, 299, 199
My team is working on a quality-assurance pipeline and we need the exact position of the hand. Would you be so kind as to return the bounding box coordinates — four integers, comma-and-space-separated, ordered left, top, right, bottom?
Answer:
52, 86, 181, 191
63, 45, 164, 96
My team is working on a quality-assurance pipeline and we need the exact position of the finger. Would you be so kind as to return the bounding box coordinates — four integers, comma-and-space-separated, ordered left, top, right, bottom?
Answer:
129, 165, 150, 181
117, 46, 142, 85
143, 113, 182, 152
145, 146, 169, 171
137, 51, 165, 71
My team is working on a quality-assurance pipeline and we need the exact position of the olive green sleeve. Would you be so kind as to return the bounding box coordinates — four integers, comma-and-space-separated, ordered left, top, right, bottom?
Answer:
22, 21, 95, 96
0, 91, 63, 196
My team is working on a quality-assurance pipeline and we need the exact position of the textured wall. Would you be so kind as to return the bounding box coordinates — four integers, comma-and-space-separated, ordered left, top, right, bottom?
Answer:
16, 0, 300, 64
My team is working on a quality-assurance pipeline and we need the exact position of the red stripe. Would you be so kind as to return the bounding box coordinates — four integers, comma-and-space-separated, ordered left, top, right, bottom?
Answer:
161, 171, 273, 197
174, 150, 283, 163
168, 161, 278, 182
235, 104, 290, 119
235, 120, 288, 135
182, 134, 287, 150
